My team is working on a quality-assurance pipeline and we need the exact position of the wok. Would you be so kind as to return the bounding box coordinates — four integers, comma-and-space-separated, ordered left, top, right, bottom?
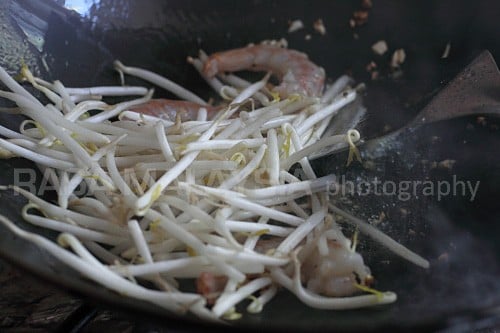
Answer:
0, 0, 499, 331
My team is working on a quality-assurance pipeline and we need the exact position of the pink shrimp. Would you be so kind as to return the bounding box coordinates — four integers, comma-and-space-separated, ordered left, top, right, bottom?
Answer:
203, 44, 326, 98
129, 99, 220, 122
196, 271, 228, 305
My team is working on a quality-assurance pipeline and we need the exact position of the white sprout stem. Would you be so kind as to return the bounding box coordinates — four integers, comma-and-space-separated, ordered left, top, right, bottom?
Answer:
70, 95, 102, 103
114, 60, 207, 105
321, 75, 353, 103
119, 111, 175, 127
85, 89, 154, 123
247, 285, 278, 314
154, 122, 176, 162
242, 174, 336, 199
85, 241, 126, 265
0, 138, 75, 169
283, 123, 316, 180
0, 66, 42, 104
243, 216, 270, 250
111, 256, 209, 276
66, 86, 149, 96
213, 207, 242, 249
205, 245, 289, 266
275, 210, 326, 254
157, 202, 177, 222
282, 96, 319, 115
286, 200, 309, 219
225, 220, 292, 237
145, 209, 206, 254
242, 99, 289, 119
8, 186, 126, 235
231, 74, 269, 105
218, 73, 252, 88
57, 171, 83, 209
213, 117, 242, 140
163, 195, 216, 225
197, 108, 207, 121
329, 204, 430, 268
173, 144, 267, 224
266, 129, 279, 185
191, 160, 237, 171
183, 120, 231, 136
308, 112, 334, 144
0, 217, 202, 312
296, 89, 356, 136
76, 121, 144, 136
183, 138, 265, 153
261, 115, 297, 131
134, 109, 225, 214
53, 80, 76, 112
69, 197, 111, 218
137, 251, 262, 279
43, 105, 111, 144
106, 148, 136, 199
282, 132, 357, 170
65, 100, 107, 122
0, 124, 34, 140
186, 183, 304, 226
232, 108, 282, 140
135, 150, 198, 214
57, 233, 202, 305
212, 277, 272, 317
128, 220, 154, 263
207, 256, 246, 282
219, 73, 270, 105
188, 56, 225, 95
22, 205, 127, 245
0, 92, 114, 187
23, 70, 65, 108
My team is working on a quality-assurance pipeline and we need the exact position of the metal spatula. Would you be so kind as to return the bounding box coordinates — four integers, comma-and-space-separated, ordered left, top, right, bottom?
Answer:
312, 50, 500, 160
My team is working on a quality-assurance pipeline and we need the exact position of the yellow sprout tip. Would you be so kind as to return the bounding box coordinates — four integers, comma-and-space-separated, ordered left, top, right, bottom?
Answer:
353, 283, 384, 300
187, 247, 197, 257
270, 91, 281, 103
253, 228, 270, 237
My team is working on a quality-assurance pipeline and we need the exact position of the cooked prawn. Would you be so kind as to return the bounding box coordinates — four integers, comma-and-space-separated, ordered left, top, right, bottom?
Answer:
203, 44, 326, 98
196, 271, 229, 305
254, 224, 372, 297
301, 240, 372, 297
129, 43, 325, 122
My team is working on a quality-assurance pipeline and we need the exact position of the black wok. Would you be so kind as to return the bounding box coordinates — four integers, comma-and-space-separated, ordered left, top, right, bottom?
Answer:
0, 0, 499, 331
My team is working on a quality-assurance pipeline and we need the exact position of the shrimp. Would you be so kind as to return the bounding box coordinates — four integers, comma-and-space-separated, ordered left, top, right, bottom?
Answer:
301, 235, 372, 297
254, 227, 372, 297
196, 271, 228, 305
203, 44, 326, 98
129, 99, 220, 122
129, 43, 324, 122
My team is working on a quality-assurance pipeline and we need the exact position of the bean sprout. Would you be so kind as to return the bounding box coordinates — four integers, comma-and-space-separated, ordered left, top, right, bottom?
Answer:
0, 44, 429, 321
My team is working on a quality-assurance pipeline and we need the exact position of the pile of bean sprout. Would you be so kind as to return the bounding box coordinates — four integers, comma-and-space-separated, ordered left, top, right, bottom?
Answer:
0, 46, 428, 321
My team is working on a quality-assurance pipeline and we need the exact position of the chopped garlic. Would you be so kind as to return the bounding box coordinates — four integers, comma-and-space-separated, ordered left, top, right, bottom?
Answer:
391, 49, 406, 68
372, 40, 388, 55
313, 19, 326, 35
288, 19, 304, 33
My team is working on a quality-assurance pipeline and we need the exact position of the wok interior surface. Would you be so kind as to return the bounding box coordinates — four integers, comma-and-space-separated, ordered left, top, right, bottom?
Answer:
0, 0, 499, 331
